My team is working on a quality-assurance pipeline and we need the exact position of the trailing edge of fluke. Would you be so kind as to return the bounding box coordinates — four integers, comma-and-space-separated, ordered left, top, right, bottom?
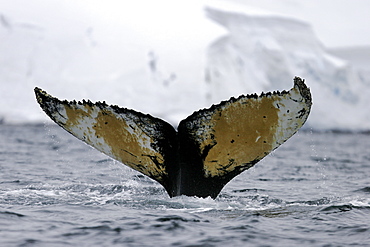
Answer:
34, 76, 312, 199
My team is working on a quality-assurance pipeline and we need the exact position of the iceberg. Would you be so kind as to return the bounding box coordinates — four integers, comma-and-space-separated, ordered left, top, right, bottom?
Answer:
204, 4, 370, 131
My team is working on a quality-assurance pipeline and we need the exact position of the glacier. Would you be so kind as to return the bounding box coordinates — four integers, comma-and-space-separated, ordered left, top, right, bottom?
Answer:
0, 1, 369, 131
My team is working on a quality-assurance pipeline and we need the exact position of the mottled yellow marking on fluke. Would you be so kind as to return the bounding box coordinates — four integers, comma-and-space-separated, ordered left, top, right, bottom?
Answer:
63, 104, 95, 143
93, 110, 166, 178
202, 95, 279, 177
61, 104, 167, 181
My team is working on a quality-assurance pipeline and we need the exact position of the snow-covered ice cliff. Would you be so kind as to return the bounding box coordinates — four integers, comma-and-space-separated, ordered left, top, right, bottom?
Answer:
204, 4, 370, 131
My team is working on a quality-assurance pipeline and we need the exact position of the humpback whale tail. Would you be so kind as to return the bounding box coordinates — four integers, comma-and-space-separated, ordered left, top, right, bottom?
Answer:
34, 77, 312, 199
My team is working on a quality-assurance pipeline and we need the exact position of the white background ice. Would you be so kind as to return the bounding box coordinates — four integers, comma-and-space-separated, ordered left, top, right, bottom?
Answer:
0, 0, 369, 130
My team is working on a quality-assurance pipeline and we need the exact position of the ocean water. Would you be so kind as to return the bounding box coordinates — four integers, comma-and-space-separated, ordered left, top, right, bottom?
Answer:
0, 124, 369, 246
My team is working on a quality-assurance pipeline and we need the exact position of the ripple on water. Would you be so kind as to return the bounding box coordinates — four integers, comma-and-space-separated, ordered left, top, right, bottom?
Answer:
1, 126, 370, 246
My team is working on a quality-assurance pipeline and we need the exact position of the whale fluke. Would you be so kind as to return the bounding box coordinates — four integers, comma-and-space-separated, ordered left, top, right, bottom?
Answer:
35, 77, 312, 199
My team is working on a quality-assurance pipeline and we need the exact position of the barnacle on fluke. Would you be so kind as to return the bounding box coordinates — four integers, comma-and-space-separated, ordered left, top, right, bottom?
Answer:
34, 76, 312, 199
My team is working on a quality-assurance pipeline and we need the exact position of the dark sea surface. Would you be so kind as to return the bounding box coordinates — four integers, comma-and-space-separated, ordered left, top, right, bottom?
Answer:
0, 124, 369, 246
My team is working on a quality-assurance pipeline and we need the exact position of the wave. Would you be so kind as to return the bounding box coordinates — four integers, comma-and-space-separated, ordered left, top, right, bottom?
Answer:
355, 187, 370, 193
0, 210, 25, 218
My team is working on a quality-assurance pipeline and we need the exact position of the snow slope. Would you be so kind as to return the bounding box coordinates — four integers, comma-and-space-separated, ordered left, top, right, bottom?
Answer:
0, 0, 369, 130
